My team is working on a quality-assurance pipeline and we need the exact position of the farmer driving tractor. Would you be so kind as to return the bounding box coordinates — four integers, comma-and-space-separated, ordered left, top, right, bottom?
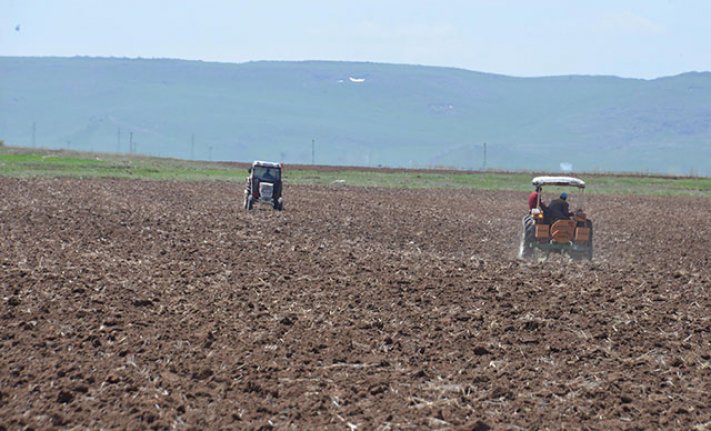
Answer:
542, 192, 574, 223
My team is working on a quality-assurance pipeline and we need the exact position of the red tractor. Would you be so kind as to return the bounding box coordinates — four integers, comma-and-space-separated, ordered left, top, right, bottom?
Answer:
244, 161, 284, 211
519, 176, 593, 260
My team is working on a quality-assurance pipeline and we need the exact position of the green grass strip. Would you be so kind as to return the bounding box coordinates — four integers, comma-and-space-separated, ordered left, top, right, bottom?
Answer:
1, 147, 709, 197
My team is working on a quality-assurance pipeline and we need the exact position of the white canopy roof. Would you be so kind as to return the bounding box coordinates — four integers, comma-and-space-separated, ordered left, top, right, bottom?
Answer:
532, 176, 586, 188
252, 160, 281, 168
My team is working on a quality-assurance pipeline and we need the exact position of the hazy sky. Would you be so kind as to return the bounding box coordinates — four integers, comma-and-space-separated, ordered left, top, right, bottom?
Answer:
1, 0, 710, 78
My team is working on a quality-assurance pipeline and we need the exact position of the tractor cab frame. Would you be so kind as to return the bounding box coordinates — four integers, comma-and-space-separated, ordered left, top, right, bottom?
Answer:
519, 176, 593, 260
244, 161, 284, 211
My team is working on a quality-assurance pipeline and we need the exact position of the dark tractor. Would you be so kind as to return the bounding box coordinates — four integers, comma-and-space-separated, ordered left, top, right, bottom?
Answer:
519, 176, 593, 260
244, 161, 284, 211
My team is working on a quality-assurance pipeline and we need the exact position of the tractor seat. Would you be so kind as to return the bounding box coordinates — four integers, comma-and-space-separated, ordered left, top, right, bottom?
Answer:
550, 220, 576, 244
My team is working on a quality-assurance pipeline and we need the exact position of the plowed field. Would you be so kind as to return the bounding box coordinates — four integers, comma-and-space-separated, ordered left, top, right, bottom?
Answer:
1, 177, 709, 430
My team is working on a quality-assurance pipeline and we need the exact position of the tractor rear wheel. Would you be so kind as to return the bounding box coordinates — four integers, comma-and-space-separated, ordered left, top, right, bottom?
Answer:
518, 215, 535, 259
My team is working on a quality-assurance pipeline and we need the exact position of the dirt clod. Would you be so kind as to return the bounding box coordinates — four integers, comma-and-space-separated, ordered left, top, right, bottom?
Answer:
473, 346, 490, 356
469, 420, 491, 431
56, 391, 74, 404
6, 297, 21, 306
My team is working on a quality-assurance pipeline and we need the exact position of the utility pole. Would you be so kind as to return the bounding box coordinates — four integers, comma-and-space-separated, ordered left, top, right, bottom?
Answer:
129, 132, 134, 154
208, 145, 213, 161
482, 142, 487, 170
311, 139, 315, 165
190, 134, 195, 160
32, 122, 36, 148
117, 128, 121, 153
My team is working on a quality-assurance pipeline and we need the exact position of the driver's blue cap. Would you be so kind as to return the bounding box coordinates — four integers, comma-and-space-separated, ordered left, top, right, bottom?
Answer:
560, 192, 568, 200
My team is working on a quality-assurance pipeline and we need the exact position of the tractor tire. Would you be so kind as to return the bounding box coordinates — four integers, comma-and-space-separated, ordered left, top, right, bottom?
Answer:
586, 222, 593, 260
518, 215, 535, 259
246, 195, 254, 210
273, 197, 284, 211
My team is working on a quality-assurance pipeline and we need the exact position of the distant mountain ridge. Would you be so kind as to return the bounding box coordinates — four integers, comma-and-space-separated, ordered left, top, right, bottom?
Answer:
1, 56, 709, 175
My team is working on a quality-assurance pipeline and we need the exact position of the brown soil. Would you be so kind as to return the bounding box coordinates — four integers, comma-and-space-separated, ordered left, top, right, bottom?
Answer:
1, 177, 709, 430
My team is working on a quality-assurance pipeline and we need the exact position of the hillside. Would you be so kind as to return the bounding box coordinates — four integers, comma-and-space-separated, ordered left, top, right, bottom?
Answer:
1, 56, 710, 174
